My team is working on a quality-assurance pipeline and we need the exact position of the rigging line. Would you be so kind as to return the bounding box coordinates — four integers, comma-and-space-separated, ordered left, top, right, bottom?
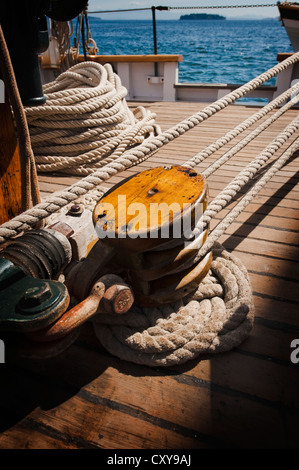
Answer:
183, 80, 299, 173
197, 136, 299, 261
169, 4, 277, 10
88, 4, 276, 14
200, 114, 299, 232
1, 53, 299, 242
88, 8, 155, 14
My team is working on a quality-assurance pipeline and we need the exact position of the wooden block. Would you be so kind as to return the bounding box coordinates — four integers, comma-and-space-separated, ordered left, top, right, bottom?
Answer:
93, 165, 208, 252
128, 229, 209, 281
134, 251, 213, 306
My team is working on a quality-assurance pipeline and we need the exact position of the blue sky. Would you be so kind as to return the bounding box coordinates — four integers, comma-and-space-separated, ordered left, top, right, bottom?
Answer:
87, 1, 280, 20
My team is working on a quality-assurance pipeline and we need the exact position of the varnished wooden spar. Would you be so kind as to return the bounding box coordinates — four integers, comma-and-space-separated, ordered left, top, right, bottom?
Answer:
0, 86, 22, 225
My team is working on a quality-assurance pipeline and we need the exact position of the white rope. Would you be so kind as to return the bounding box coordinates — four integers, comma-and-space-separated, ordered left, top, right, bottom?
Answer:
26, 52, 299, 177
201, 115, 299, 233
93, 242, 255, 366
184, 80, 299, 171
91, 130, 299, 366
204, 139, 299, 250
119, 51, 299, 168
25, 62, 161, 175
191, 135, 299, 263
1, 52, 299, 243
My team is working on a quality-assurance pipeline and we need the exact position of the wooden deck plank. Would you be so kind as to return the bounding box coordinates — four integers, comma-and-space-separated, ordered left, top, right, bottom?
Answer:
1, 333, 297, 449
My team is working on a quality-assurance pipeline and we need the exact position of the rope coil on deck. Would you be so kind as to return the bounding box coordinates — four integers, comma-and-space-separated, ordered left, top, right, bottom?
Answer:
25, 62, 161, 175
92, 137, 298, 367
93, 243, 255, 366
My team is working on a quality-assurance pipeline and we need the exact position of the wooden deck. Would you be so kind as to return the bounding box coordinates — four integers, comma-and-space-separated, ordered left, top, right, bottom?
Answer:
0, 101, 298, 450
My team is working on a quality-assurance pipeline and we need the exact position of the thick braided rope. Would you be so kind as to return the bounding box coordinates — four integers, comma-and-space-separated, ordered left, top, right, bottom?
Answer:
200, 114, 299, 234
202, 94, 299, 179
92, 242, 255, 367
189, 137, 299, 265
182, 117, 299, 260
101, 51, 299, 169
183, 81, 299, 171
1, 93, 297, 244
200, 139, 299, 256
1, 53, 299, 243
25, 62, 161, 176
29, 52, 299, 176
90, 110, 299, 366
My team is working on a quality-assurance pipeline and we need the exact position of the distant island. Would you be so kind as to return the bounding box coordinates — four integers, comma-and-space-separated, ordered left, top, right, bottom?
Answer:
180, 13, 226, 20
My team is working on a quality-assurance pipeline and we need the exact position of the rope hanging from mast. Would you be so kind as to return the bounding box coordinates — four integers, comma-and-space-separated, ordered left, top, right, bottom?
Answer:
0, 25, 41, 212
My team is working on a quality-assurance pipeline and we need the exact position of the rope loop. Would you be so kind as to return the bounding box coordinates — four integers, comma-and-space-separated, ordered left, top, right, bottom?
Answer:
92, 243, 255, 367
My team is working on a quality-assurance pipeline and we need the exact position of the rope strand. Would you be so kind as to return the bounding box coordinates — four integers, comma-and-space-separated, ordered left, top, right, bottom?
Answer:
184, 81, 299, 170
1, 53, 299, 243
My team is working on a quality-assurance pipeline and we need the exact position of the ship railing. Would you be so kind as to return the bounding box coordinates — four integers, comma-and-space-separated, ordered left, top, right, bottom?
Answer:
73, 51, 299, 104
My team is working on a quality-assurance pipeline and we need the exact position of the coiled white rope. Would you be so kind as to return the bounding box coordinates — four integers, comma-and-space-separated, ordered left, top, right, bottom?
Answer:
25, 62, 161, 175
93, 242, 255, 366
93, 131, 299, 367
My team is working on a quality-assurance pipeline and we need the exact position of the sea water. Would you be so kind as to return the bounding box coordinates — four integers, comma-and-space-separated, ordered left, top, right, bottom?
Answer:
87, 18, 293, 87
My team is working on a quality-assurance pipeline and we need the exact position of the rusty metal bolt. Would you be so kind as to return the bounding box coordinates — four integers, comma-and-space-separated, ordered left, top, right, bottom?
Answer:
98, 274, 134, 315
68, 204, 83, 216
26, 275, 134, 342
147, 187, 159, 196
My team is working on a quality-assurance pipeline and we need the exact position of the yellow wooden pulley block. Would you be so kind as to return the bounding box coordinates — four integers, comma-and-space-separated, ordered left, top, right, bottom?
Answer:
92, 165, 212, 307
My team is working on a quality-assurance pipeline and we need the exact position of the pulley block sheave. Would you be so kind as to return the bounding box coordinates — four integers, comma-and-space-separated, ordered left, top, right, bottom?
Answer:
90, 165, 211, 307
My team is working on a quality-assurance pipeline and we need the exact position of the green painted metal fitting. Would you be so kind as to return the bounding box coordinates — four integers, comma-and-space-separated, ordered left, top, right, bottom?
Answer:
0, 258, 69, 332
17, 283, 52, 313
